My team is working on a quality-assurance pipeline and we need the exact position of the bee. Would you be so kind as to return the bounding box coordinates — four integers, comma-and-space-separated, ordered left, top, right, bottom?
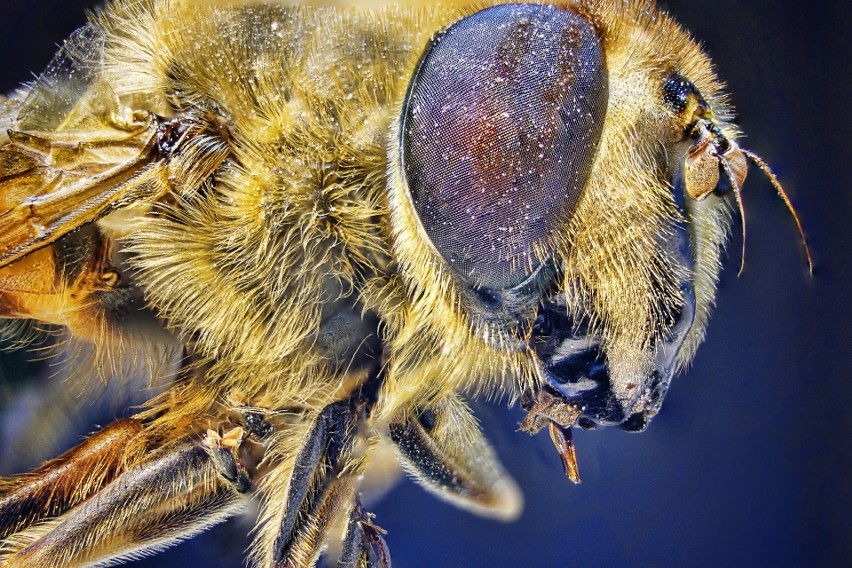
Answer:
0, 1, 811, 567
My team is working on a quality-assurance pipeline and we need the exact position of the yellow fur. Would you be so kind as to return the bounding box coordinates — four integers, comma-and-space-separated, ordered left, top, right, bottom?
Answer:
0, 1, 739, 565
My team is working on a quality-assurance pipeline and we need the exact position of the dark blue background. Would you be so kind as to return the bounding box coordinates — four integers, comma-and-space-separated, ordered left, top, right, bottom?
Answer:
1, 1, 848, 567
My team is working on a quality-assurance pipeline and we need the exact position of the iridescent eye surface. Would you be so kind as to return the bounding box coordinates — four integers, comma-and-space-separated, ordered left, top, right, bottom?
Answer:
401, 4, 607, 289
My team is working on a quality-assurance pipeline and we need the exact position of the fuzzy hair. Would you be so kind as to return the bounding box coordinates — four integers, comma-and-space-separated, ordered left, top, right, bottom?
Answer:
0, 1, 738, 565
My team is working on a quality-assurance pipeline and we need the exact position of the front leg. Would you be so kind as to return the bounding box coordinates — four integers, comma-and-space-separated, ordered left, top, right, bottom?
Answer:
269, 401, 367, 568
387, 393, 523, 521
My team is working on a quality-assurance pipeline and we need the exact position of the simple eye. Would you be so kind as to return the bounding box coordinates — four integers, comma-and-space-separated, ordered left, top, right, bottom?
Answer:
663, 74, 703, 116
663, 73, 714, 131
400, 4, 607, 290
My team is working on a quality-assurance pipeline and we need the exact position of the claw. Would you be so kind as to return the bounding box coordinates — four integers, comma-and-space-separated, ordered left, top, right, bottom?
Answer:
361, 517, 391, 568
338, 500, 391, 568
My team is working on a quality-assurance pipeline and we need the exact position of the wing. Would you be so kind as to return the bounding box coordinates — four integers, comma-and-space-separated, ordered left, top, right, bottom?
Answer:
0, 120, 167, 268
0, 24, 230, 269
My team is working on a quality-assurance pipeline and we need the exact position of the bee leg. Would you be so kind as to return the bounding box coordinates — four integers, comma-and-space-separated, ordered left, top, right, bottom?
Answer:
338, 499, 391, 568
387, 393, 522, 521
0, 418, 146, 540
0, 437, 246, 567
269, 401, 368, 568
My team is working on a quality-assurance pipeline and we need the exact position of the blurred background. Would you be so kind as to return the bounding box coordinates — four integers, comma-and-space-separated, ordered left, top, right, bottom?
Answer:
0, 1, 849, 567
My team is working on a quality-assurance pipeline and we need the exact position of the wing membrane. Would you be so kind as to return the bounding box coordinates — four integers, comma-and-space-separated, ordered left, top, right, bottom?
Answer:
0, 21, 174, 269
0, 18, 233, 269
0, 119, 169, 268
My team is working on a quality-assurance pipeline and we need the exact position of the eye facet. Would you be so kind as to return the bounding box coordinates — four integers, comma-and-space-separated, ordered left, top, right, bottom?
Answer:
400, 4, 607, 290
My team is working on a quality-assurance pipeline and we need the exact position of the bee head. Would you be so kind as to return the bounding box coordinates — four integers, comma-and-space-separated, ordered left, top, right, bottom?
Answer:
389, 3, 705, 433
388, 3, 808, 443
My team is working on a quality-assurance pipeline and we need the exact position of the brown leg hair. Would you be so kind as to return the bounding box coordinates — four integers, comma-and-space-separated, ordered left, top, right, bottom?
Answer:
0, 436, 247, 567
0, 418, 147, 541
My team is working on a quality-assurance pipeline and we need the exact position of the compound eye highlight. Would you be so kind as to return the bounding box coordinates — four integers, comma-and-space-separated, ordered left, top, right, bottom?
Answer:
400, 4, 607, 290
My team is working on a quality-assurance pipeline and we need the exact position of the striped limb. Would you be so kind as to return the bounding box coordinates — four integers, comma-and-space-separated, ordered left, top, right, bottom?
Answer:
260, 392, 521, 568
0, 422, 251, 567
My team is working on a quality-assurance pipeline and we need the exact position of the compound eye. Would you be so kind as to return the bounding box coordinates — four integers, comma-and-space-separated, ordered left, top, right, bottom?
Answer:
401, 4, 607, 290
